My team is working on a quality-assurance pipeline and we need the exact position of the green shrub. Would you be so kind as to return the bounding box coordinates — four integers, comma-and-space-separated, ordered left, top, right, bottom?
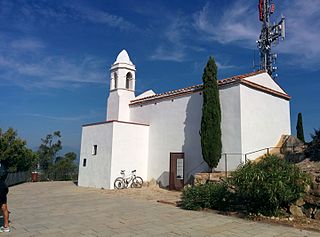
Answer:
181, 182, 232, 211
231, 155, 310, 216
306, 128, 320, 161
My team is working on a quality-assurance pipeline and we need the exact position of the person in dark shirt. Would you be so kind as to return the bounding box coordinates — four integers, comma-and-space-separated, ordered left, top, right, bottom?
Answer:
0, 163, 10, 232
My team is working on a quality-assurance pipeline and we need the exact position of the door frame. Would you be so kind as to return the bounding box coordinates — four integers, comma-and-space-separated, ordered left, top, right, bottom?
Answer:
169, 152, 185, 190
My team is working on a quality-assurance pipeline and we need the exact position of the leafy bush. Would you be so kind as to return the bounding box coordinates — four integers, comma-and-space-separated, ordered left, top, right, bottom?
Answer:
306, 128, 320, 161
181, 182, 232, 211
231, 155, 310, 216
40, 152, 78, 181
0, 128, 37, 172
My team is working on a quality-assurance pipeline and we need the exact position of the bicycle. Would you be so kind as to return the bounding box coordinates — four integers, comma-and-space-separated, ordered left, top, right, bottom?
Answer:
114, 170, 143, 189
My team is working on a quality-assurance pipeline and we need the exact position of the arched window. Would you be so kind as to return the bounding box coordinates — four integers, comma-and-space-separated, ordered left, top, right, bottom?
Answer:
114, 72, 118, 89
126, 72, 132, 89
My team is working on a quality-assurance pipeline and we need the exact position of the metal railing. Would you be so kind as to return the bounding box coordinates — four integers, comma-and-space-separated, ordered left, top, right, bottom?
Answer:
187, 145, 301, 180
244, 145, 300, 162
220, 145, 299, 177
37, 168, 78, 181
220, 153, 243, 178
244, 146, 281, 162
5, 171, 29, 187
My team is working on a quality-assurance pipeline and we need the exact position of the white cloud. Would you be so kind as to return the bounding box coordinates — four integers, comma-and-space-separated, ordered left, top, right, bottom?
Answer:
18, 110, 101, 122
0, 55, 106, 89
216, 61, 237, 70
150, 15, 202, 62
276, 0, 320, 67
193, 1, 259, 46
0, 0, 137, 33
193, 0, 320, 68
151, 1, 258, 62
0, 0, 135, 89
150, 46, 186, 62
74, 6, 137, 32
0, 36, 106, 89
150, 16, 187, 61
10, 38, 45, 51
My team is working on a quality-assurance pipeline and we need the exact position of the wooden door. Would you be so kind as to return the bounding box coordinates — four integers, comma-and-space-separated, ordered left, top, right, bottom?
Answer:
169, 153, 184, 190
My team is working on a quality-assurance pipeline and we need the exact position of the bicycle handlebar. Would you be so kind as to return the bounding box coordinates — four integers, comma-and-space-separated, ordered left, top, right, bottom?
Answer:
120, 170, 136, 175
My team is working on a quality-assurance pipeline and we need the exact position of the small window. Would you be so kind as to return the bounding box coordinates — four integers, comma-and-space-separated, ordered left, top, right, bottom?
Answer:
92, 145, 97, 155
83, 159, 87, 167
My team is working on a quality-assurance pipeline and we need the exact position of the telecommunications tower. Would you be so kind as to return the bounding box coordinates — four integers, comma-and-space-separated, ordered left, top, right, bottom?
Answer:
257, 0, 285, 77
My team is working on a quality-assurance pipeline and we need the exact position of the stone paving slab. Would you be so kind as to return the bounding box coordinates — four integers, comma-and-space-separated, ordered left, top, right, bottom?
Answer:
3, 182, 320, 236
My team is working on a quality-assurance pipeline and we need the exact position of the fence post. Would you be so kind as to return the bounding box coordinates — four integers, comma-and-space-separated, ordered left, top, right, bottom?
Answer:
245, 154, 247, 163
267, 148, 270, 155
224, 154, 227, 178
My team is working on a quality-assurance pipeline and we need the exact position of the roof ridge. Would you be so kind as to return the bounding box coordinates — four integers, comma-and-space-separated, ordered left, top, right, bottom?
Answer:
131, 70, 267, 104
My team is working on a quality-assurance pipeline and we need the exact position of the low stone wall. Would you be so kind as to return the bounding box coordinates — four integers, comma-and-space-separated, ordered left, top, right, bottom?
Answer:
289, 160, 320, 220
194, 172, 230, 185
5, 171, 29, 187
289, 192, 320, 220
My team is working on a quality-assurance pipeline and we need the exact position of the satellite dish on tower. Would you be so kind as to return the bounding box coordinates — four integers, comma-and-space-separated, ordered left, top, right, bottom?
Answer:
256, 0, 286, 78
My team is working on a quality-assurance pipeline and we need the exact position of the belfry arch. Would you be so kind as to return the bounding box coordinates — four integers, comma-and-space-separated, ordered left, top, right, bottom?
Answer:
113, 72, 118, 89
126, 72, 133, 90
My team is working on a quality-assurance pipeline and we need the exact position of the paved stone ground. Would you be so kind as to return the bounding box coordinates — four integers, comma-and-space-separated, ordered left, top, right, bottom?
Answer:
3, 182, 320, 237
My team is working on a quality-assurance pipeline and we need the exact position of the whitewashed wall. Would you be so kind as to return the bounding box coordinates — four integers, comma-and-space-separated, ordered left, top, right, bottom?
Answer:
130, 84, 245, 186
130, 92, 205, 187
79, 69, 291, 189
78, 121, 149, 189
78, 123, 113, 189
217, 84, 243, 171
240, 84, 291, 160
245, 73, 285, 93
109, 122, 149, 188
107, 90, 135, 121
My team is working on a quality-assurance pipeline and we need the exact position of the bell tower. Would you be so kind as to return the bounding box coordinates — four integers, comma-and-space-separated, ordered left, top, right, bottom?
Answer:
106, 49, 136, 121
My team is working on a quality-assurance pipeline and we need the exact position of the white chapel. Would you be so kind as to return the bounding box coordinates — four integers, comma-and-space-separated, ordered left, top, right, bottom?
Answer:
78, 49, 291, 190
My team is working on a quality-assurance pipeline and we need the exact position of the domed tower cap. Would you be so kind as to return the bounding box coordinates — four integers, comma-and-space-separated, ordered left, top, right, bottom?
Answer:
114, 49, 133, 65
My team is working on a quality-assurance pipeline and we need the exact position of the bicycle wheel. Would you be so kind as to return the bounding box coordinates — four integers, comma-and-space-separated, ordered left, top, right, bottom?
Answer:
114, 177, 126, 189
131, 176, 143, 188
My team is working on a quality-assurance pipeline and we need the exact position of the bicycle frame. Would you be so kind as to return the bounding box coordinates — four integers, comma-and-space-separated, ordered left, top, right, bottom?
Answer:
120, 170, 136, 187
114, 169, 143, 189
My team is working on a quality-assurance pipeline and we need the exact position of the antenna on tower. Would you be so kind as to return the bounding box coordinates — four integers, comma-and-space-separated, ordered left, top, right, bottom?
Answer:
256, 0, 285, 78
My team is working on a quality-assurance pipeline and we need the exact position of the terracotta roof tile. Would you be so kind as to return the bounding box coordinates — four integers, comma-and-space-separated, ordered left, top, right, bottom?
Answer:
130, 70, 290, 105
83, 120, 149, 127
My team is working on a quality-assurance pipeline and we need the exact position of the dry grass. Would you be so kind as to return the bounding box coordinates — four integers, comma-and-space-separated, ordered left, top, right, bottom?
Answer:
97, 185, 181, 204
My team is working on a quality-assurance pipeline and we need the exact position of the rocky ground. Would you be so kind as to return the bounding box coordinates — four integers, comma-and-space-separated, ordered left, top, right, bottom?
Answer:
8, 182, 318, 237
100, 181, 181, 204
249, 159, 320, 232
95, 157, 320, 233
252, 215, 320, 233
100, 171, 320, 233
294, 159, 320, 219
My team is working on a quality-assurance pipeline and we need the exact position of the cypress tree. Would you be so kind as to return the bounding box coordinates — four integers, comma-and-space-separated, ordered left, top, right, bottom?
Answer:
200, 57, 222, 170
296, 112, 305, 143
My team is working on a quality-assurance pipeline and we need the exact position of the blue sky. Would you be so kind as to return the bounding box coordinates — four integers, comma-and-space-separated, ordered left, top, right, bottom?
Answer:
0, 0, 319, 156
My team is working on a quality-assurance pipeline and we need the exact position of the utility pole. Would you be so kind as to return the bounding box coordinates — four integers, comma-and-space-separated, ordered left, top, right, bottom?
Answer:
257, 0, 285, 78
